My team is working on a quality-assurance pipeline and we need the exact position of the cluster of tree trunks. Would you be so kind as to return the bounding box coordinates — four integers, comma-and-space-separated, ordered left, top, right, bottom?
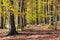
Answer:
18, 0, 26, 31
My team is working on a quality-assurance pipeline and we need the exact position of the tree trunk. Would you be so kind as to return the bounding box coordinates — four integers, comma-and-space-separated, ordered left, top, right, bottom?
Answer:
0, 15, 4, 29
21, 17, 24, 31
7, 11, 18, 36
21, 0, 27, 28
0, 1, 4, 29
22, 0, 26, 26
36, 0, 39, 25
54, 0, 57, 30
18, 16, 22, 25
57, 14, 59, 21
50, 1, 54, 25
23, 15, 26, 26
44, 0, 49, 24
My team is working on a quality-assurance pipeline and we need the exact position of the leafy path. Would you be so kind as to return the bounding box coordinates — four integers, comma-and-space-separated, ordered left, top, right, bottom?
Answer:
0, 29, 60, 40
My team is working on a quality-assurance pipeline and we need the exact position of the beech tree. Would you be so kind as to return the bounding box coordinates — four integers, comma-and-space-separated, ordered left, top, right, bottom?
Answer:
7, 0, 18, 36
7, 10, 18, 36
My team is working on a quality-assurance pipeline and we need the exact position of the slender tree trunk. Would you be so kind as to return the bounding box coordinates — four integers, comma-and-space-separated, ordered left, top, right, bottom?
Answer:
36, 0, 39, 25
23, 15, 26, 26
57, 14, 59, 21
19, 0, 26, 31
18, 16, 21, 25
18, 1, 22, 28
45, 0, 49, 24
22, 0, 26, 26
54, 0, 57, 30
0, 15, 4, 29
0, 1, 4, 29
44, 0, 47, 24
21, 17, 24, 31
50, 1, 54, 25
21, 0, 24, 28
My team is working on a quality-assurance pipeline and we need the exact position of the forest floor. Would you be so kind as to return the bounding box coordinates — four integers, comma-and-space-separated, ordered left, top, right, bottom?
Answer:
0, 21, 60, 40
0, 28, 60, 40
